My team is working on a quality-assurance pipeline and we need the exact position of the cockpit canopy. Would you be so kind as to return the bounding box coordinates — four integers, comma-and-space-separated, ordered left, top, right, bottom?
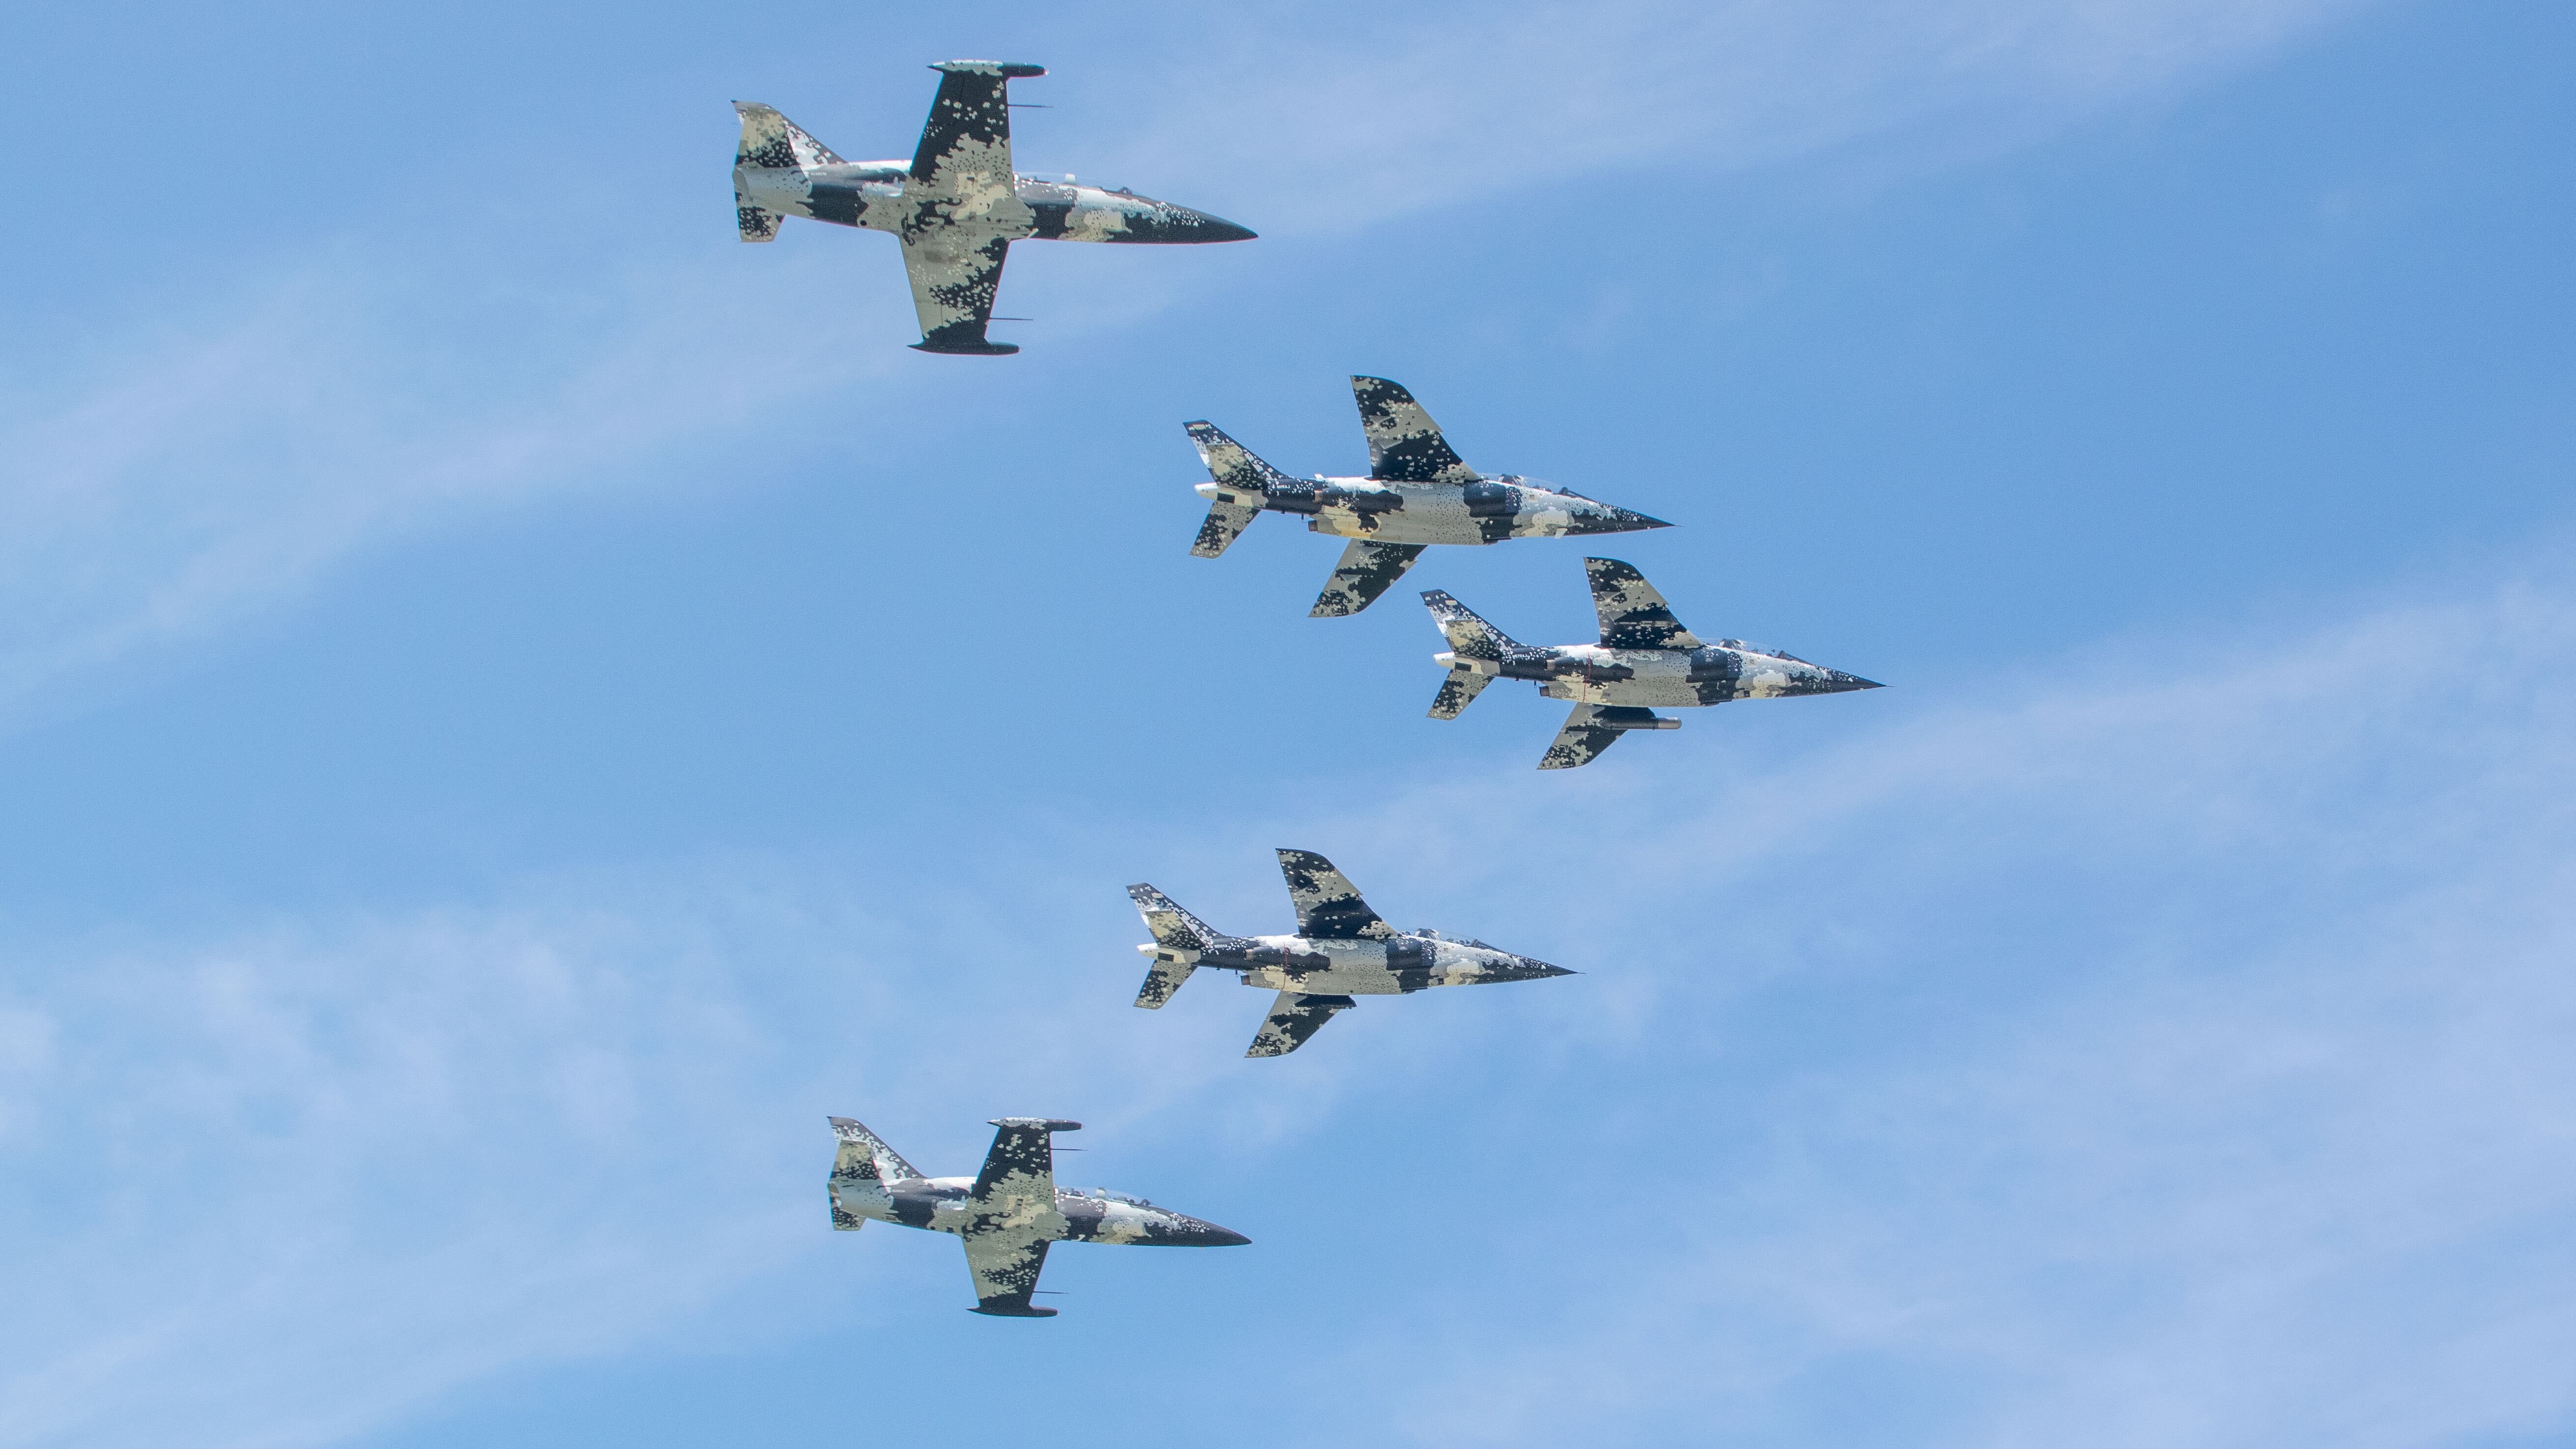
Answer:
1719, 638, 1809, 663
1062, 1185, 1153, 1207
1408, 927, 1499, 950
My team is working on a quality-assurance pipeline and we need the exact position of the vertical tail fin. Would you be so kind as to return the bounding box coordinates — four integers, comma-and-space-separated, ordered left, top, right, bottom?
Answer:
828, 1116, 924, 1230
734, 102, 843, 170
732, 102, 840, 242
1427, 667, 1494, 720
1129, 884, 1221, 1008
1186, 422, 1294, 499
1421, 590, 1512, 717
1184, 421, 1289, 559
1421, 590, 1518, 658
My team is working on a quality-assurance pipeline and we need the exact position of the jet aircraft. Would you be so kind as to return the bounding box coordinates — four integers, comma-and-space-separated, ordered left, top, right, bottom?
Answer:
1129, 848, 1573, 1057
733, 62, 1255, 355
1423, 557, 1883, 769
1185, 377, 1673, 616
828, 1114, 1248, 1317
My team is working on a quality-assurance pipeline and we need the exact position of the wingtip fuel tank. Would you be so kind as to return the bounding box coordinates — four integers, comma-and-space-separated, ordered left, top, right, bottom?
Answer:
732, 62, 1253, 354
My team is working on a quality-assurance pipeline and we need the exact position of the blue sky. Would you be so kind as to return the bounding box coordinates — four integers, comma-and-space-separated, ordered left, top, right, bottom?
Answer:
2, 0, 2574, 1445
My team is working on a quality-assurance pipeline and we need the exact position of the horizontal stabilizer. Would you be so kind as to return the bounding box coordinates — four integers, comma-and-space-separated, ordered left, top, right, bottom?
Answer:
736, 205, 783, 243
1247, 991, 1356, 1057
1428, 667, 1493, 720
1135, 956, 1196, 1009
1192, 500, 1260, 558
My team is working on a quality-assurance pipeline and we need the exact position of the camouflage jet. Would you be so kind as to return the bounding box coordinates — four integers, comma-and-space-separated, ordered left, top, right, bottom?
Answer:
1423, 557, 1883, 769
1185, 377, 1673, 616
733, 62, 1255, 355
828, 1114, 1248, 1318
1129, 848, 1573, 1057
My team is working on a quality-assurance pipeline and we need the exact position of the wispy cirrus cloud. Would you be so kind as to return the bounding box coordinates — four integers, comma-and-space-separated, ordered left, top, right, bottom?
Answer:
1297, 574, 2576, 1448
0, 243, 909, 720
0, 866, 1347, 1449
2, 562, 2571, 1448
1089, 0, 2387, 221
0, 0, 2392, 720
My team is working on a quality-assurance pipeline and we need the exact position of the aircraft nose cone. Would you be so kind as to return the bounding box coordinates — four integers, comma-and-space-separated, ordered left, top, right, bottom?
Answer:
1575, 506, 1671, 534
1122, 202, 1257, 243
1190, 211, 1258, 243
1508, 956, 1575, 980
1166, 1213, 1251, 1246
1826, 670, 1883, 692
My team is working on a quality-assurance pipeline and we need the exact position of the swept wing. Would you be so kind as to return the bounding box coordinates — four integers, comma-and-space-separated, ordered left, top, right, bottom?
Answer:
1584, 558, 1703, 649
1312, 540, 1427, 617
1351, 376, 1478, 483
1247, 990, 1356, 1057
1275, 849, 1395, 940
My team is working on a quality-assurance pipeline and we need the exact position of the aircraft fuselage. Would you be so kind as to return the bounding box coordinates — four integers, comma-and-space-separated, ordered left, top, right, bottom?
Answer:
833, 1175, 1246, 1246
1147, 930, 1565, 997
1439, 642, 1877, 709
735, 162, 1252, 245
1196, 472, 1654, 546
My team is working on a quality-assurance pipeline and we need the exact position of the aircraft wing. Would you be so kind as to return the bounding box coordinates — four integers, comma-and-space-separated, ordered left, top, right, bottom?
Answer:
958, 1117, 1073, 1315
902, 231, 1016, 355
1311, 540, 1427, 617
1276, 849, 1395, 940
971, 1117, 1074, 1210
909, 61, 1043, 210
1585, 558, 1702, 649
1247, 990, 1357, 1057
1351, 376, 1478, 483
962, 1233, 1055, 1316
1540, 704, 1674, 769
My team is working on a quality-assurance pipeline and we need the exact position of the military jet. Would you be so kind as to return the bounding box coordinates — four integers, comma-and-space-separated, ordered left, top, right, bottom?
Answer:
828, 1114, 1248, 1317
1422, 557, 1882, 769
1185, 377, 1673, 616
733, 62, 1255, 355
1129, 848, 1573, 1057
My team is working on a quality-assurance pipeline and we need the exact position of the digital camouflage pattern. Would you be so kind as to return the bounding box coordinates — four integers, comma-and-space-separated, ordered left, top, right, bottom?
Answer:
1129, 849, 1574, 1056
828, 1115, 1248, 1318
733, 61, 1255, 355
1422, 557, 1883, 769
1185, 378, 1674, 615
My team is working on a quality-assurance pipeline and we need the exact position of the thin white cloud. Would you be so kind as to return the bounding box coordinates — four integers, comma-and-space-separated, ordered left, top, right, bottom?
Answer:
3, 566, 2571, 1447
0, 245, 911, 720
0, 867, 1359, 1449
1308, 577, 2576, 1447
1091, 0, 2386, 221
0, 0, 2392, 719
